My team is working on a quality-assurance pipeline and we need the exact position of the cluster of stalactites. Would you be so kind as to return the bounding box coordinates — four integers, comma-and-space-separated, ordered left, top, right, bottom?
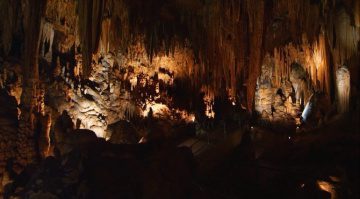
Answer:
283, 0, 359, 65
184, 0, 265, 111
77, 0, 105, 78
0, 0, 18, 56
327, 6, 360, 67
274, 33, 331, 95
73, 0, 266, 111
271, 0, 327, 42
73, 0, 359, 112
355, 0, 360, 27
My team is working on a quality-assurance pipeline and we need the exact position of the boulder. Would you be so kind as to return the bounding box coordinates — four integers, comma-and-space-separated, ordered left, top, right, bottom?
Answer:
107, 120, 139, 144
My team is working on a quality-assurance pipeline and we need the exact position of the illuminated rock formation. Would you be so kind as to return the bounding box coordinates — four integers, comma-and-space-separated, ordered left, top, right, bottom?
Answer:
336, 67, 350, 113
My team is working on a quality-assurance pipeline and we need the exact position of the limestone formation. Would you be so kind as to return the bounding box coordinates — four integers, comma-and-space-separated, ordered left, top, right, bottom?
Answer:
0, 0, 359, 197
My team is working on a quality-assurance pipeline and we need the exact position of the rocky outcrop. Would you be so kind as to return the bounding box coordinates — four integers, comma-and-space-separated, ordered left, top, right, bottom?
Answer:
3, 125, 196, 199
107, 120, 140, 144
255, 58, 302, 124
0, 91, 18, 196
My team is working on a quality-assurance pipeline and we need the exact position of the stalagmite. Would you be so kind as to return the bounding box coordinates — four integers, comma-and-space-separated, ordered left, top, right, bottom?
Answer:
39, 114, 51, 158
0, 74, 3, 89
201, 86, 215, 118
61, 65, 65, 77
336, 67, 350, 113
54, 57, 61, 77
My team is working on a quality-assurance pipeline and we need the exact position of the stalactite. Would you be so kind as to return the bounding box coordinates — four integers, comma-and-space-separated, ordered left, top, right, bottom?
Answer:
21, 0, 47, 130
45, 0, 77, 30
355, 0, 360, 27
40, 20, 54, 60
78, 0, 105, 78
313, 33, 330, 94
329, 8, 359, 67
99, 18, 111, 54
19, 0, 47, 167
246, 0, 265, 111
0, 0, 18, 56
273, 32, 331, 99
274, 47, 284, 87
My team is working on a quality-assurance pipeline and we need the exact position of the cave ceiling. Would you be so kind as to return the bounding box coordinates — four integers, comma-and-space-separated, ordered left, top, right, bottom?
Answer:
0, 0, 359, 111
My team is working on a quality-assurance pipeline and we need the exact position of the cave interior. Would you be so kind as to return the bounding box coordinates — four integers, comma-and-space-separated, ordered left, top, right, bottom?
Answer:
0, 0, 360, 198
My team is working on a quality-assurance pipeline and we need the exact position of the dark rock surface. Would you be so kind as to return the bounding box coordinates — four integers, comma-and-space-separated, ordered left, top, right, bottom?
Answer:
4, 136, 196, 199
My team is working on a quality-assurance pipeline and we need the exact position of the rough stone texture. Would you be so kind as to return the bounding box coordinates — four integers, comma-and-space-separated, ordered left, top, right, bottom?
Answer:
3, 128, 196, 199
43, 41, 197, 139
0, 61, 24, 196
0, 61, 22, 104
107, 120, 140, 144
0, 90, 18, 195
255, 58, 303, 124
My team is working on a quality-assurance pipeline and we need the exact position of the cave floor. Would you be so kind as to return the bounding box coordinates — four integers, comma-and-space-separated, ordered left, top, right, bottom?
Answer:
193, 120, 360, 199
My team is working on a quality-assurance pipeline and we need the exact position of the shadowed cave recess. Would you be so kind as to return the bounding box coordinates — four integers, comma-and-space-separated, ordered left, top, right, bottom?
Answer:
0, 0, 359, 198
